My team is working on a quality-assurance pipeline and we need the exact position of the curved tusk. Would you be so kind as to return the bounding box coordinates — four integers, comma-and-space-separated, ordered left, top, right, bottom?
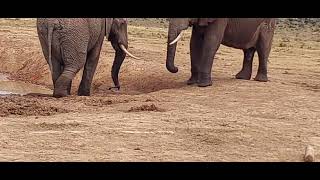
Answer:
169, 32, 183, 45
120, 45, 140, 60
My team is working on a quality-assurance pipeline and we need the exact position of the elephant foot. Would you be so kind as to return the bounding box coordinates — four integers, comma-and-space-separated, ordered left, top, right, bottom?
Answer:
78, 86, 91, 96
198, 81, 212, 87
254, 73, 268, 82
53, 91, 68, 98
78, 83, 91, 96
187, 77, 198, 85
197, 73, 212, 87
109, 86, 120, 91
186, 72, 198, 85
235, 70, 252, 80
78, 91, 90, 96
109, 86, 121, 93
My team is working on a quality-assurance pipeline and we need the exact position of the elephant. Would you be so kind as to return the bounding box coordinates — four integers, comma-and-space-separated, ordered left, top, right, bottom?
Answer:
37, 18, 139, 98
166, 18, 276, 87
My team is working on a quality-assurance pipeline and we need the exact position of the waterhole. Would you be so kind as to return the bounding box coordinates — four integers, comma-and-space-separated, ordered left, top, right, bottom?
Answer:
0, 73, 52, 95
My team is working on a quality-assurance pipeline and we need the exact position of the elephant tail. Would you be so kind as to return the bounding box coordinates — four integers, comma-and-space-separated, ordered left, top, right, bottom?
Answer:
47, 21, 55, 73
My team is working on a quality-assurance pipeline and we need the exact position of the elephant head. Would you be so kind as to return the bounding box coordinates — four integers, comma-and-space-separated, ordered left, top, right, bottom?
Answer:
107, 18, 139, 90
166, 18, 216, 73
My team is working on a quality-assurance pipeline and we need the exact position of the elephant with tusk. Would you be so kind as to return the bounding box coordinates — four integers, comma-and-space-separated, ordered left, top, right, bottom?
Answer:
37, 18, 139, 98
166, 18, 276, 87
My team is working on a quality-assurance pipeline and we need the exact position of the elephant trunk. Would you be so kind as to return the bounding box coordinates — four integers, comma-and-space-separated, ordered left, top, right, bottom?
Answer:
166, 29, 179, 73
110, 49, 126, 90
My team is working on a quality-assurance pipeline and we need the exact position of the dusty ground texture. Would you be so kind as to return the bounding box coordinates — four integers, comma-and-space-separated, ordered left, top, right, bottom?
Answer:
0, 18, 319, 161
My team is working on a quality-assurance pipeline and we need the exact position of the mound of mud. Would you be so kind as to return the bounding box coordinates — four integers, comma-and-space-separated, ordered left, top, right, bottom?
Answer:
128, 104, 165, 112
83, 99, 113, 106
63, 96, 128, 107
0, 95, 70, 117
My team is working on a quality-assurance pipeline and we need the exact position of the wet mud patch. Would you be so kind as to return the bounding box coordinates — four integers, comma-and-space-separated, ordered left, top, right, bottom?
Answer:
0, 95, 70, 117
127, 103, 166, 112
64, 96, 137, 107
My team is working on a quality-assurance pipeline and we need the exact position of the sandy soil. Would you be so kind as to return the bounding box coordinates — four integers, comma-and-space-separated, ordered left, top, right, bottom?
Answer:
0, 19, 319, 161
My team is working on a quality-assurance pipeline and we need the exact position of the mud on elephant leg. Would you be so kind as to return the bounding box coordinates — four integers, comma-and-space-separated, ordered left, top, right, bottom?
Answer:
54, 70, 77, 98
78, 42, 103, 96
187, 27, 203, 85
236, 47, 256, 80
54, 56, 87, 98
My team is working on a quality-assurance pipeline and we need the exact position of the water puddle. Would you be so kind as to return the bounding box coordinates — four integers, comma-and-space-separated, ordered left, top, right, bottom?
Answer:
0, 73, 52, 96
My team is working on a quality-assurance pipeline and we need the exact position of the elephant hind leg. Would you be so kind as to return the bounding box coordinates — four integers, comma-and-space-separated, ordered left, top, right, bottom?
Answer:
78, 40, 103, 96
54, 65, 84, 98
52, 30, 90, 98
38, 31, 63, 88
54, 51, 87, 98
67, 80, 72, 95
52, 58, 64, 89
61, 65, 72, 95
236, 47, 256, 80
254, 32, 274, 82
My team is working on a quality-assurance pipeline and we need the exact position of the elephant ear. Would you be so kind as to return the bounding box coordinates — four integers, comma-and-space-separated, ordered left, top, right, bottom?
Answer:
197, 18, 217, 26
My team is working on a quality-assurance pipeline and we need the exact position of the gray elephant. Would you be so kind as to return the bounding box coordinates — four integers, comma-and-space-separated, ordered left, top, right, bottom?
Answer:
37, 18, 138, 98
166, 18, 276, 87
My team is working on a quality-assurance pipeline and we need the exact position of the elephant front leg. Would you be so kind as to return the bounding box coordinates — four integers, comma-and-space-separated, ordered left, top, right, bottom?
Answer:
187, 27, 203, 85
197, 41, 220, 87
254, 26, 275, 82
254, 49, 269, 82
236, 48, 255, 80
255, 41, 270, 82
197, 27, 225, 87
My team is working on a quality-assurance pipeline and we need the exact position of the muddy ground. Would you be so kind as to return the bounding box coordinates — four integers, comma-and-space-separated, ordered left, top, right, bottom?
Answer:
0, 19, 319, 161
